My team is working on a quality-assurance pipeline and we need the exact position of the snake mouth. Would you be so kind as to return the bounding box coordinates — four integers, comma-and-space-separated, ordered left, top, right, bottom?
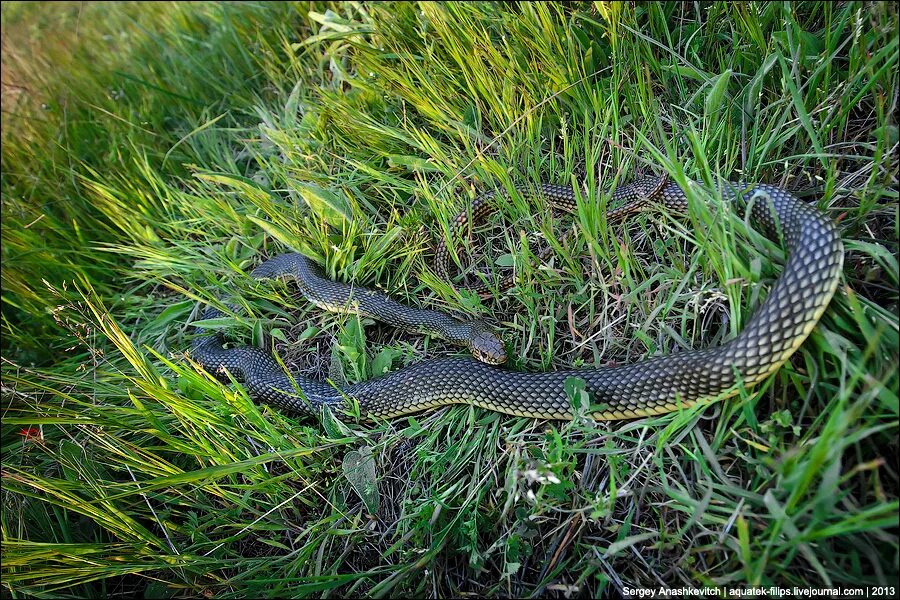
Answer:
472, 346, 507, 365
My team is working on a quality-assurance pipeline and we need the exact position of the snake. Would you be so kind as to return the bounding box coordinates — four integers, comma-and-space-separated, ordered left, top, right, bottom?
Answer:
191, 175, 843, 421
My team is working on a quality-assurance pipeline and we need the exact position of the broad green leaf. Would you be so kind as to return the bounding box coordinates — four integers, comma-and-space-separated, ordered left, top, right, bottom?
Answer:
495, 254, 515, 268
195, 172, 276, 204
705, 69, 732, 119
564, 376, 590, 414
343, 445, 379, 514
295, 182, 352, 226
246, 215, 297, 248
371, 348, 400, 376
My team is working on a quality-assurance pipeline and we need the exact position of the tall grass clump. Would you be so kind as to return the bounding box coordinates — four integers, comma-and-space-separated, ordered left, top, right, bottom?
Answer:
2, 1, 897, 597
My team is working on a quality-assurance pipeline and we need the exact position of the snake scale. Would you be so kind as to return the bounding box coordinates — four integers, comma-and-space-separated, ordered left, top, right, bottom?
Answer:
192, 176, 843, 420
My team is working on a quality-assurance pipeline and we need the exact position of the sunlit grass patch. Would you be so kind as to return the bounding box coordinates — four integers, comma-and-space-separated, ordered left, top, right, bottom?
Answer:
2, 1, 897, 597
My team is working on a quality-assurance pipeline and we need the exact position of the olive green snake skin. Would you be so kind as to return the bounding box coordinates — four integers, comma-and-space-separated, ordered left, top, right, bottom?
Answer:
191, 176, 843, 420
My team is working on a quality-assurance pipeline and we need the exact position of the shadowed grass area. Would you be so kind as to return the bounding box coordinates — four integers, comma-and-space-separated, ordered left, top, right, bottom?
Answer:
2, 1, 897, 596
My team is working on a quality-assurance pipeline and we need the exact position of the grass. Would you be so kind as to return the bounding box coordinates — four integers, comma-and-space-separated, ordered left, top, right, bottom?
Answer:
1, 1, 898, 596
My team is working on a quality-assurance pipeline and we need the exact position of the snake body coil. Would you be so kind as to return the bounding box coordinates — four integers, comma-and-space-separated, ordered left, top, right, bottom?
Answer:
192, 178, 843, 420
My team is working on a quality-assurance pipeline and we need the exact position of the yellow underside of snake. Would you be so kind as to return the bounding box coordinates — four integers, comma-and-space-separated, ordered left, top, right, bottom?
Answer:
192, 176, 843, 421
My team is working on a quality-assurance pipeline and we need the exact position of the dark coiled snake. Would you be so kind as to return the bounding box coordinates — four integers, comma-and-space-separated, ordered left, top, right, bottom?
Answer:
191, 175, 843, 420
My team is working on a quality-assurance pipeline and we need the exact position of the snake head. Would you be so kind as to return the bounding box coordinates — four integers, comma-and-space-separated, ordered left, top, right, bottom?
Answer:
466, 322, 507, 365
